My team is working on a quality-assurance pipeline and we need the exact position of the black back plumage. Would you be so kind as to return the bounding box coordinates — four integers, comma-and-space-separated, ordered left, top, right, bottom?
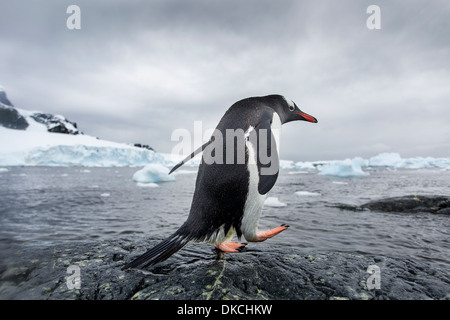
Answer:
172, 96, 282, 241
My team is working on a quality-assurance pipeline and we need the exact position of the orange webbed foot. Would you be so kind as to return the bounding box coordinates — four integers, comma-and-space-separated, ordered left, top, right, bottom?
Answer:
254, 224, 289, 242
215, 241, 247, 253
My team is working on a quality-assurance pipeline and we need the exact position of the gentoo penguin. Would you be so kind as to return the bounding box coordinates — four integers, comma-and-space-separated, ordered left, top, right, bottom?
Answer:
123, 94, 317, 269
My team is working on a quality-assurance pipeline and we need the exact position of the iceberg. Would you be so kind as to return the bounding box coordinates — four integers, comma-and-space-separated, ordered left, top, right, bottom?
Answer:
318, 157, 369, 177
368, 153, 402, 167
279, 160, 295, 169
132, 163, 176, 184
314, 153, 450, 177
368, 152, 450, 169
293, 161, 317, 170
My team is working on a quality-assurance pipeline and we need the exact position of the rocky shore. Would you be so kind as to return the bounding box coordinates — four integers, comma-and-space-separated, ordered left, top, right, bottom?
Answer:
1, 195, 449, 300
1, 238, 448, 300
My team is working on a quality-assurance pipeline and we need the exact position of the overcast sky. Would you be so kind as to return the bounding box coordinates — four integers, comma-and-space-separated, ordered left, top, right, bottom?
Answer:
1, 0, 449, 161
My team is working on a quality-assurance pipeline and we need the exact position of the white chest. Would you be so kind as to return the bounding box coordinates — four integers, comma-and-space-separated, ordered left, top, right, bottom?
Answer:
241, 113, 282, 239
270, 113, 282, 155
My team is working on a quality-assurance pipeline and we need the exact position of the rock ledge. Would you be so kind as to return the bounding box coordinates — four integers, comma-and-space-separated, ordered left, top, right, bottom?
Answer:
1, 238, 448, 300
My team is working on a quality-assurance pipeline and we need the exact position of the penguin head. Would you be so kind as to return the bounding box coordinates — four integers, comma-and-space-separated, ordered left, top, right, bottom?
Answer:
268, 95, 318, 125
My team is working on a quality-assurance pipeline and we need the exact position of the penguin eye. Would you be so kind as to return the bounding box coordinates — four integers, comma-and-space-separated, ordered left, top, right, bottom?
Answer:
289, 105, 295, 112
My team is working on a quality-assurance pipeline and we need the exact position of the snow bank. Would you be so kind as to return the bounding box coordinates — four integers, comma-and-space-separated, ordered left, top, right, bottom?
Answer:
318, 157, 369, 178
264, 197, 287, 208
132, 164, 175, 184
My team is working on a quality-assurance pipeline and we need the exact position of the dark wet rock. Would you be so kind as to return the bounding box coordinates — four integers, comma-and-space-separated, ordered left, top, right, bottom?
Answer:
0, 238, 448, 300
335, 195, 450, 215
134, 143, 155, 152
30, 113, 81, 135
0, 104, 29, 130
0, 88, 28, 130
361, 195, 450, 215
0, 89, 13, 107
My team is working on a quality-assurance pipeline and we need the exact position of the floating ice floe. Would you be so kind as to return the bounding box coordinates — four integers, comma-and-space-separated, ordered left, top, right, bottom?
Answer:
136, 182, 160, 188
264, 197, 287, 207
295, 191, 321, 196
332, 181, 348, 185
132, 163, 176, 184
288, 171, 308, 175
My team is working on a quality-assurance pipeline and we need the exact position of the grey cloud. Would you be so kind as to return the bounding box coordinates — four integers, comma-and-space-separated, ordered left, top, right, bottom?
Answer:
1, 0, 449, 161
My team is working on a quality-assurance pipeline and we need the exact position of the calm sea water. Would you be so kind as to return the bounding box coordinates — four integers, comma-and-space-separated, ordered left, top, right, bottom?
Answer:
0, 166, 449, 270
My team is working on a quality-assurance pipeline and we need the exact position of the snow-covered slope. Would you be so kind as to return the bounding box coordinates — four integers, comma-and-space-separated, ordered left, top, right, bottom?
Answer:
0, 86, 166, 167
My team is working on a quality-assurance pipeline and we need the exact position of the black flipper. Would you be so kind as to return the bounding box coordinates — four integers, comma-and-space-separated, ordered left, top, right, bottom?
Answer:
169, 141, 211, 175
254, 114, 279, 195
122, 232, 190, 269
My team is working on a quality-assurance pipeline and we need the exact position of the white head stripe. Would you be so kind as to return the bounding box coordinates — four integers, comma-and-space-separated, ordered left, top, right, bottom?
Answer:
282, 96, 295, 108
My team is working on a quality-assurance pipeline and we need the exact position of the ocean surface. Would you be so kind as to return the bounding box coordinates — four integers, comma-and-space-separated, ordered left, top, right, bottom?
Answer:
0, 166, 449, 270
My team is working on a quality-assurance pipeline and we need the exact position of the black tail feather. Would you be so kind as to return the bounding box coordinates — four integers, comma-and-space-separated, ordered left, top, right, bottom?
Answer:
123, 233, 190, 269
168, 141, 211, 175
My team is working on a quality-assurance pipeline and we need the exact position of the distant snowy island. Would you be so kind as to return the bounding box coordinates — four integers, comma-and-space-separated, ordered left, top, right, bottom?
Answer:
1, 85, 449, 178
0, 85, 173, 168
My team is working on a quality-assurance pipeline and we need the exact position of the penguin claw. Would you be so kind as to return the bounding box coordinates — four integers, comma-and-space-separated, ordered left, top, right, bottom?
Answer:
237, 243, 248, 252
